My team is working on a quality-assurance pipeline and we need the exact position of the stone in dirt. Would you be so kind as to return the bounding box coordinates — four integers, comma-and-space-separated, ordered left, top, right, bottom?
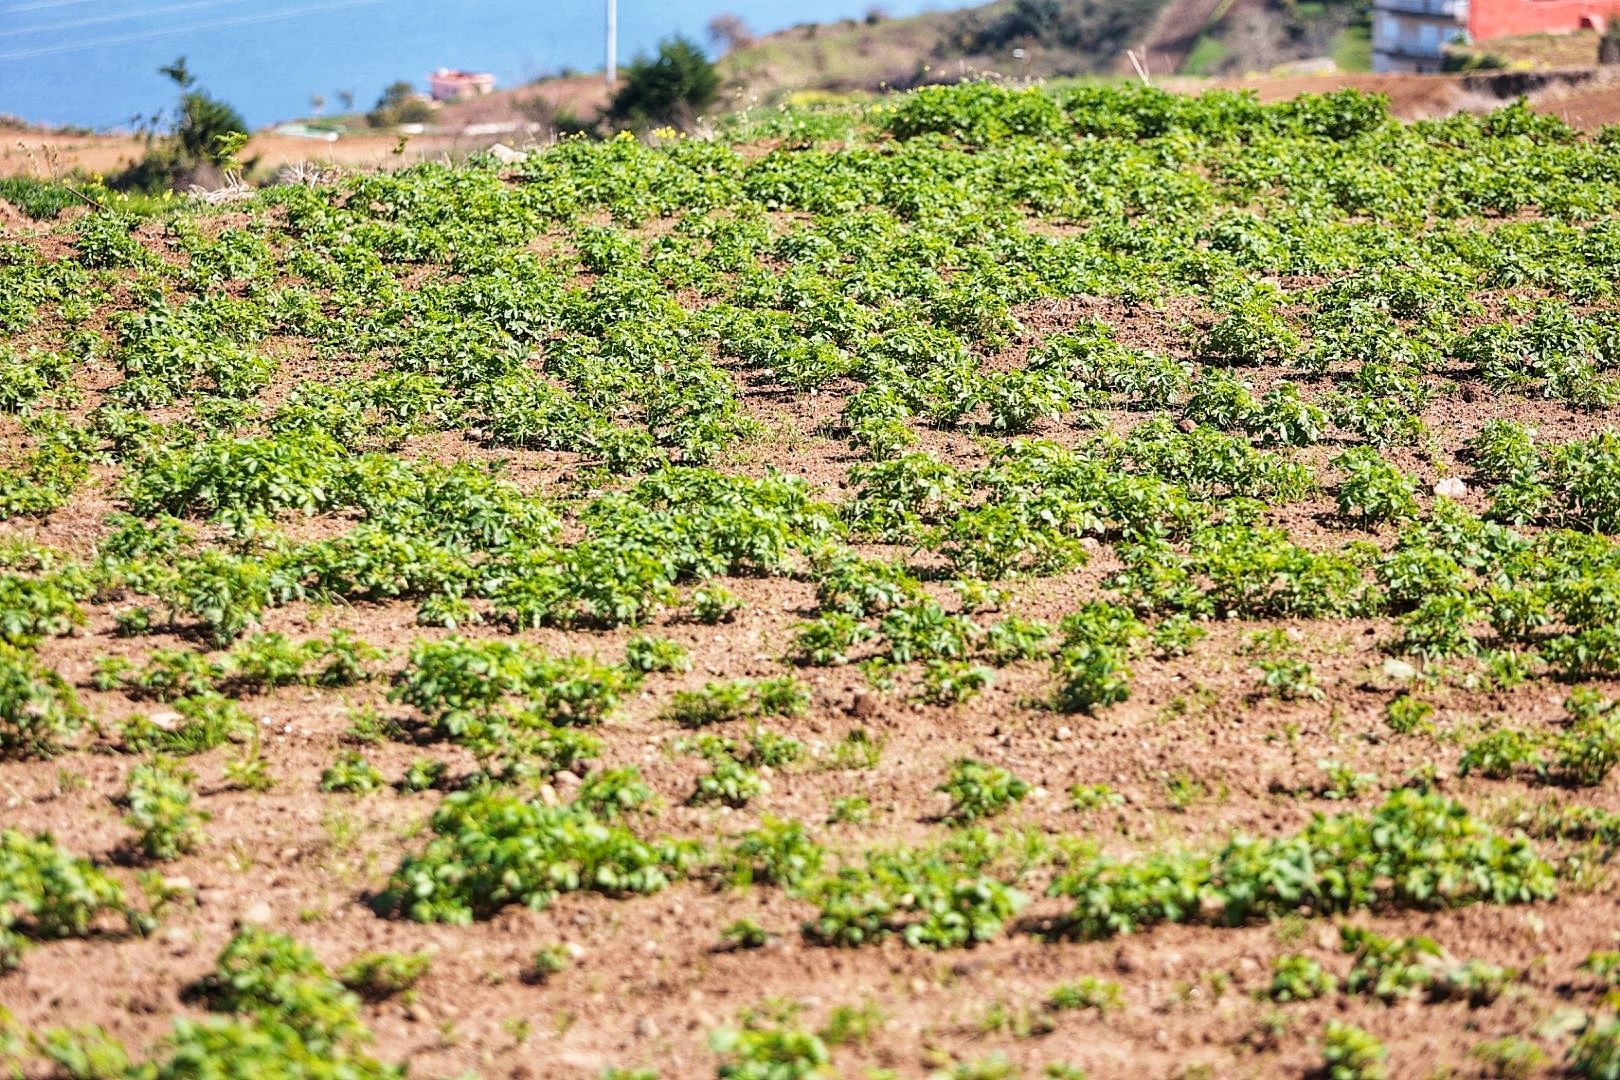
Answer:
1433, 477, 1468, 498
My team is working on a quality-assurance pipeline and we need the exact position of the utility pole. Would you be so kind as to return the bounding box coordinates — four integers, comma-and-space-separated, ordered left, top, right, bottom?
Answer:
606, 0, 617, 85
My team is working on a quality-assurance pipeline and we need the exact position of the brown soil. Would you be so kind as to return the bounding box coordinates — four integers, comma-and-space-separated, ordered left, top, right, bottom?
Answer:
1220, 71, 1475, 116
3, 144, 1620, 1080
1529, 71, 1620, 129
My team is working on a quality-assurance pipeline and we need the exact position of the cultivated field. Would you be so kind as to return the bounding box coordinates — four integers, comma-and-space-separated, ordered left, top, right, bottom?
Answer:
4, 84, 1620, 1079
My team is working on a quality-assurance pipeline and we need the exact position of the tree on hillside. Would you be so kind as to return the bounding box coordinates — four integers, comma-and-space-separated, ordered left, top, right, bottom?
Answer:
367, 81, 435, 127
951, 0, 1165, 65
162, 59, 247, 164
606, 35, 720, 129
1002, 0, 1064, 40
1602, 18, 1620, 64
113, 57, 247, 192
707, 13, 755, 52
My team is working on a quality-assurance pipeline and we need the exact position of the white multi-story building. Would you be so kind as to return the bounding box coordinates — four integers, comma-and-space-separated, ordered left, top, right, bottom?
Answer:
1372, 0, 1469, 72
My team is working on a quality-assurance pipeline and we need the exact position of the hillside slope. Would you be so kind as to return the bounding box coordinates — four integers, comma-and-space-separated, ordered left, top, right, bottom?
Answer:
717, 0, 1172, 100
716, 0, 1375, 96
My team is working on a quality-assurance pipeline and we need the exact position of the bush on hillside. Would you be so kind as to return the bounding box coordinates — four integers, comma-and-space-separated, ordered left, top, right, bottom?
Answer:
607, 36, 720, 129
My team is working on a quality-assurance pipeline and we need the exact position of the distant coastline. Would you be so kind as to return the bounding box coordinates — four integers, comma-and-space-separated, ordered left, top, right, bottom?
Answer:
0, 0, 973, 131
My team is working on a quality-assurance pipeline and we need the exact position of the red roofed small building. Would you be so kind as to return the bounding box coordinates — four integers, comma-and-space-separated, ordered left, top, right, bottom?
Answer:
428, 68, 496, 102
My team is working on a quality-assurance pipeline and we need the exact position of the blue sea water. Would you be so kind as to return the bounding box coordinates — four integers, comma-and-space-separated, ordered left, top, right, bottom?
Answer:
0, 0, 971, 130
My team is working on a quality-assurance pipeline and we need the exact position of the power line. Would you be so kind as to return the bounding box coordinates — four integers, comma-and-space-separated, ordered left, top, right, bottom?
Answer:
0, 0, 100, 15
0, 0, 387, 61
0, 0, 247, 41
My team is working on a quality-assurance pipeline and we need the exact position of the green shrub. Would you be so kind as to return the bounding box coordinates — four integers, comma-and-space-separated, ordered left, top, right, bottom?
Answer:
120, 757, 208, 861
1051, 642, 1132, 713
141, 1015, 403, 1079
624, 635, 691, 674
120, 692, 251, 756
1269, 954, 1336, 1001
917, 659, 993, 706
1256, 657, 1322, 701
723, 817, 826, 888
371, 790, 681, 923
1046, 977, 1122, 1013
319, 752, 385, 795
190, 928, 365, 1051
0, 829, 148, 972
1321, 1021, 1387, 1080
0, 178, 81, 220
1050, 792, 1555, 940
576, 767, 655, 819
1334, 448, 1418, 525
391, 637, 634, 742
1384, 693, 1433, 734
0, 573, 84, 646
936, 759, 1029, 823
801, 841, 1027, 950
607, 35, 720, 129
1340, 926, 1442, 1002
0, 644, 85, 760
336, 951, 432, 1000
1469, 1036, 1547, 1079
709, 1019, 830, 1080
662, 676, 808, 727
691, 583, 741, 624
1571, 1017, 1620, 1079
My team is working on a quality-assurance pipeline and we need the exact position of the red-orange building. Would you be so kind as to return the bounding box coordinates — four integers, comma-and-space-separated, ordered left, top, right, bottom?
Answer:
1374, 0, 1619, 71
1468, 0, 1620, 39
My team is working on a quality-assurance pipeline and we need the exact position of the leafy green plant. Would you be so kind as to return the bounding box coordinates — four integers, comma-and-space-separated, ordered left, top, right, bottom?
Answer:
529, 943, 572, 982
1046, 977, 1122, 1013
691, 583, 741, 624
336, 951, 432, 1000
936, 759, 1030, 823
1, 829, 149, 972
120, 693, 251, 756
917, 660, 993, 706
662, 676, 808, 727
1256, 658, 1323, 702
1469, 1036, 1547, 1080
1320, 1021, 1387, 1080
1340, 926, 1442, 1002
320, 752, 385, 795
710, 1017, 830, 1080
1068, 784, 1123, 812
1334, 448, 1419, 526
120, 757, 208, 862
0, 643, 85, 760
624, 635, 692, 674
1269, 954, 1336, 1002
1049, 792, 1555, 940
372, 791, 681, 922
1568, 1016, 1620, 1079
723, 919, 770, 949
607, 35, 721, 129
1384, 694, 1433, 735
188, 927, 368, 1051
